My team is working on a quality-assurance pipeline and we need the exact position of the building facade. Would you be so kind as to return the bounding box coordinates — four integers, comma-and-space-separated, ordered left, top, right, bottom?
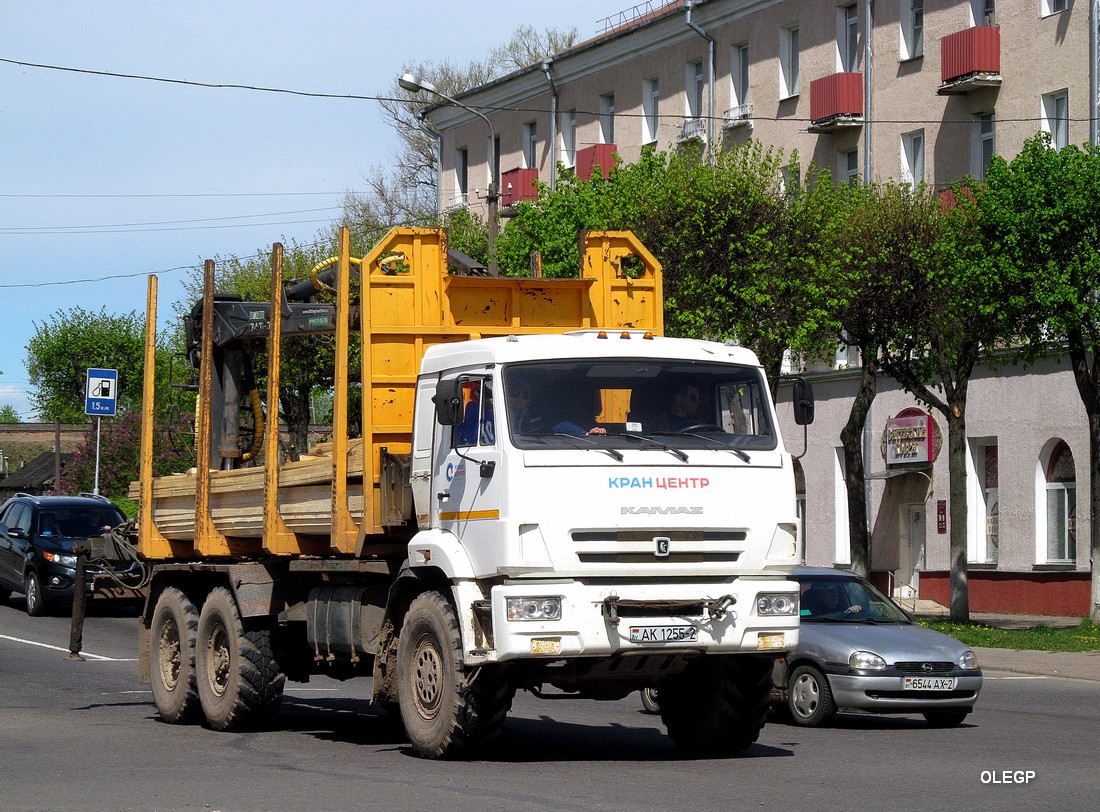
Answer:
419, 0, 1096, 616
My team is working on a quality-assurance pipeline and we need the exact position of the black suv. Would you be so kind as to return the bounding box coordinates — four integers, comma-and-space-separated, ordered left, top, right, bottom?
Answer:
0, 493, 128, 616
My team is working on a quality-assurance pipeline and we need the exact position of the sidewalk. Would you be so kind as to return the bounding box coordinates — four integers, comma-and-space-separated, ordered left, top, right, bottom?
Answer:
903, 599, 1099, 683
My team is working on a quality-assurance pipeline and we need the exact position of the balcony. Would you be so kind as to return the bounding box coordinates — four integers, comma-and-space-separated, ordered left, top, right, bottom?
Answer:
500, 168, 538, 207
723, 103, 754, 129
444, 193, 468, 214
576, 144, 616, 180
677, 118, 707, 144
939, 26, 1001, 95
808, 73, 864, 133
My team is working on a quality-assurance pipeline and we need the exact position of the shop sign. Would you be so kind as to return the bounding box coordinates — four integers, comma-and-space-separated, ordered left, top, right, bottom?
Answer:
881, 407, 942, 467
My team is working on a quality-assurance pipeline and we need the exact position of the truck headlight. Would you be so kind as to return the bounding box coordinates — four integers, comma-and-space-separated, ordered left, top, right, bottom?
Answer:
756, 592, 798, 616
506, 596, 562, 622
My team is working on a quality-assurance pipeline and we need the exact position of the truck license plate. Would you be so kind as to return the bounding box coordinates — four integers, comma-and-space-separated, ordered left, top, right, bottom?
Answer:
629, 625, 698, 643
903, 676, 957, 691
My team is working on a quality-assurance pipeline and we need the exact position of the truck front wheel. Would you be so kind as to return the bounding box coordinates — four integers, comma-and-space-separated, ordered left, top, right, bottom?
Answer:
195, 587, 285, 731
659, 654, 772, 756
150, 587, 200, 723
397, 591, 514, 759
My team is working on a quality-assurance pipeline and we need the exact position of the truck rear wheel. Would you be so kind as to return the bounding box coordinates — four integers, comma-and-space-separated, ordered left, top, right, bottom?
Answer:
659, 654, 772, 756
150, 587, 200, 723
397, 591, 514, 759
195, 587, 285, 731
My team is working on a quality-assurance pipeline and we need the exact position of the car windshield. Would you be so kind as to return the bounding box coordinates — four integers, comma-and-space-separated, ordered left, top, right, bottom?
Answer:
501, 359, 776, 452
36, 507, 124, 539
796, 573, 912, 623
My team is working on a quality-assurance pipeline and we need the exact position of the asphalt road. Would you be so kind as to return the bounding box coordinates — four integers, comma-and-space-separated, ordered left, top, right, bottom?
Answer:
1, 597, 1096, 812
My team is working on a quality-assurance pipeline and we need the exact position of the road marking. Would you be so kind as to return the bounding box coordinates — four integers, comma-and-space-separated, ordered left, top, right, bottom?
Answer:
986, 675, 1048, 680
0, 633, 134, 661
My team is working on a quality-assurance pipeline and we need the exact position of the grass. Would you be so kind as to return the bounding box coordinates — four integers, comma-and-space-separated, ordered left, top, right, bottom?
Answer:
918, 618, 1100, 653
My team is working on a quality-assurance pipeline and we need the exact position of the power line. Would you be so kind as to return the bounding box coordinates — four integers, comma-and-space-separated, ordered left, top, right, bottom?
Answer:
0, 191, 350, 199
0, 206, 344, 234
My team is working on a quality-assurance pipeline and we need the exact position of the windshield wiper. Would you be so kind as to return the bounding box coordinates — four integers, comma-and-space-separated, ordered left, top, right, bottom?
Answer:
654, 431, 750, 463
549, 433, 624, 461
615, 432, 689, 462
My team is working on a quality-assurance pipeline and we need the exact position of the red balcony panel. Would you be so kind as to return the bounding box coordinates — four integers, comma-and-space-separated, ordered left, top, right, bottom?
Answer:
941, 26, 1000, 83
576, 144, 617, 180
501, 168, 538, 206
809, 73, 863, 123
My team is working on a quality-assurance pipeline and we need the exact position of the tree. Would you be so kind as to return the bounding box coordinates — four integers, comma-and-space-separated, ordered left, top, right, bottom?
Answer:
876, 181, 1035, 622
976, 135, 1100, 623
26, 307, 147, 423
0, 405, 19, 423
827, 181, 947, 577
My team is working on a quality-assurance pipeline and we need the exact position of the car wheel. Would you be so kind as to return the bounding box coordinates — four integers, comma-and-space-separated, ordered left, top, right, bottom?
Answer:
150, 587, 201, 724
640, 687, 660, 714
24, 570, 48, 617
195, 587, 284, 731
786, 664, 836, 727
923, 710, 969, 727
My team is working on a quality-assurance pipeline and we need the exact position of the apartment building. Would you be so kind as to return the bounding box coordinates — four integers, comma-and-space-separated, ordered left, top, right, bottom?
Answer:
417, 0, 1095, 616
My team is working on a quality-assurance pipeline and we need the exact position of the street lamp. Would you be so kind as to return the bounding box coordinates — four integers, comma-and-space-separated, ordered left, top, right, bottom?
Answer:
400, 72, 498, 275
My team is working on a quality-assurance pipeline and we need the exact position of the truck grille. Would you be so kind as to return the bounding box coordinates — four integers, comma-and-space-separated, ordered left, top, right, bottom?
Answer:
571, 529, 746, 565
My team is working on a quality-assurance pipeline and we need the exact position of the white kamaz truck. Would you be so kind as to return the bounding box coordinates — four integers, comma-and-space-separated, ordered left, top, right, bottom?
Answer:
134, 228, 812, 758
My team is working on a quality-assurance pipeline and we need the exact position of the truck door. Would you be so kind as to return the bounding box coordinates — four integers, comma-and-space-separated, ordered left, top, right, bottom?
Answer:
431, 374, 503, 549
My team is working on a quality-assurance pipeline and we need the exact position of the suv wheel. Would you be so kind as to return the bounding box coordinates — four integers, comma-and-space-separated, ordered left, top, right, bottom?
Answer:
24, 570, 48, 617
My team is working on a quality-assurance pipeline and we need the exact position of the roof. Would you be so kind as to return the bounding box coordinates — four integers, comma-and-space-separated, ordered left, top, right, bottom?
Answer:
0, 450, 72, 491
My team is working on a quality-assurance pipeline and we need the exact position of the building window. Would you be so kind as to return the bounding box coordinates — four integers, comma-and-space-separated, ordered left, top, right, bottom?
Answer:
731, 44, 750, 108
523, 121, 537, 169
794, 458, 807, 557
839, 5, 859, 72
840, 149, 859, 184
1042, 90, 1069, 150
781, 161, 801, 198
975, 113, 995, 180
642, 79, 659, 145
1041, 441, 1076, 562
455, 147, 468, 203
561, 109, 577, 168
599, 93, 615, 144
1042, 0, 1067, 16
901, 0, 923, 60
972, 0, 996, 26
780, 25, 800, 98
686, 61, 704, 119
901, 130, 925, 188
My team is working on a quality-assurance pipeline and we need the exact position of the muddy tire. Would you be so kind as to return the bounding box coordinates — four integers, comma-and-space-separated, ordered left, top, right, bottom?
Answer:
786, 664, 836, 727
195, 587, 284, 731
150, 587, 200, 724
659, 655, 773, 756
397, 591, 514, 759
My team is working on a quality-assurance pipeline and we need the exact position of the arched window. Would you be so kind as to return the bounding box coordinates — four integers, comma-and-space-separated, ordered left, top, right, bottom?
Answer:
1044, 440, 1076, 562
793, 458, 806, 559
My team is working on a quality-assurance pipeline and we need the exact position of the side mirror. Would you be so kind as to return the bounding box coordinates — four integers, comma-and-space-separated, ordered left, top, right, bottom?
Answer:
793, 378, 815, 426
432, 381, 462, 426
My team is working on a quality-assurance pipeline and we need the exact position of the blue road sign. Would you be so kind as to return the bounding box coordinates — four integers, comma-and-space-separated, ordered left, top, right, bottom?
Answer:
85, 368, 118, 416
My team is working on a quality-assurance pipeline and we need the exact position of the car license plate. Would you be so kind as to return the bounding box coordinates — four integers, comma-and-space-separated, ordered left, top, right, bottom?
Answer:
903, 676, 957, 691
629, 625, 698, 643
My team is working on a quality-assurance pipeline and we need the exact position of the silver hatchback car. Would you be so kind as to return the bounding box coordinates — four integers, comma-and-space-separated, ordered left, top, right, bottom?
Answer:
772, 568, 983, 727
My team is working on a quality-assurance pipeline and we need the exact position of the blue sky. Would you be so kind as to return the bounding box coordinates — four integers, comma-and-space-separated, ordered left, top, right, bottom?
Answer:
0, 0, 636, 419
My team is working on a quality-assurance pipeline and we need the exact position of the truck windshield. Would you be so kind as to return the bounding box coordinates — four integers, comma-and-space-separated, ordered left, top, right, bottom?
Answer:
502, 360, 777, 452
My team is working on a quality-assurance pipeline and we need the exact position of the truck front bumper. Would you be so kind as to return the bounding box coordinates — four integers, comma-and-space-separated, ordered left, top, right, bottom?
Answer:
480, 578, 799, 663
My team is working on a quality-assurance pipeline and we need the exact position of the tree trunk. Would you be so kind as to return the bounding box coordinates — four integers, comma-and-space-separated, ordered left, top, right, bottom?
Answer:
945, 406, 970, 623
280, 384, 312, 458
840, 361, 877, 577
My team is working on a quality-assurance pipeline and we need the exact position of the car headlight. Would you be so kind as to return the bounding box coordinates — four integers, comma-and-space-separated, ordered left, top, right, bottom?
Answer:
849, 650, 887, 670
958, 650, 979, 670
506, 596, 562, 622
756, 592, 799, 616
43, 551, 78, 567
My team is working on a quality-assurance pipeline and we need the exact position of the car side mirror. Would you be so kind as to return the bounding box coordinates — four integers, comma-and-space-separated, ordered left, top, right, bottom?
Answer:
432, 380, 462, 426
793, 378, 815, 426
5, 525, 27, 539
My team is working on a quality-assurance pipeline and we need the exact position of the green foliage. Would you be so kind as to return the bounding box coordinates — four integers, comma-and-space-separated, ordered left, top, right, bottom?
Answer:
919, 618, 1100, 653
55, 410, 193, 501
25, 306, 148, 423
0, 404, 19, 423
